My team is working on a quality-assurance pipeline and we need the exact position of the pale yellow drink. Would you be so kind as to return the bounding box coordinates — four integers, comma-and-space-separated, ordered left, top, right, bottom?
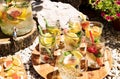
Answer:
0, 0, 34, 36
85, 21, 103, 39
64, 32, 80, 50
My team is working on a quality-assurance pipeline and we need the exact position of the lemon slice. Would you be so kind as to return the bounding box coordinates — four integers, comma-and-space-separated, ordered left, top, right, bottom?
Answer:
66, 33, 79, 43
6, 70, 15, 76
40, 33, 55, 47
71, 50, 83, 59
92, 26, 102, 38
69, 23, 81, 33
18, 8, 27, 20
47, 27, 61, 36
66, 32, 78, 38
12, 56, 21, 66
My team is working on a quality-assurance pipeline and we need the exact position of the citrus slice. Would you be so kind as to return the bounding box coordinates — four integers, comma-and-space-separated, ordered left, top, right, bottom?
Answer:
71, 50, 83, 59
66, 32, 79, 39
81, 21, 90, 30
92, 26, 102, 38
40, 33, 55, 47
4, 60, 13, 71
18, 8, 27, 20
6, 69, 15, 76
12, 56, 21, 66
11, 73, 21, 79
47, 27, 61, 36
69, 22, 81, 33
65, 33, 79, 45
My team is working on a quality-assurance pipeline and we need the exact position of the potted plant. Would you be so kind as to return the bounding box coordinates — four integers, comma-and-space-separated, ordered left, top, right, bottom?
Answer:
89, 0, 120, 31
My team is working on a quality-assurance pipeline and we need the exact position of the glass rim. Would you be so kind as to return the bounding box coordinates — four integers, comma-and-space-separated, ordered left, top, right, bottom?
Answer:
89, 21, 104, 28
39, 33, 55, 38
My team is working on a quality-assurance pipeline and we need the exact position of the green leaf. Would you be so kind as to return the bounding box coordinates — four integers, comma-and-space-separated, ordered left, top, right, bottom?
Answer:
94, 38, 100, 43
7, 14, 15, 20
64, 51, 71, 56
94, 52, 102, 58
76, 31, 81, 37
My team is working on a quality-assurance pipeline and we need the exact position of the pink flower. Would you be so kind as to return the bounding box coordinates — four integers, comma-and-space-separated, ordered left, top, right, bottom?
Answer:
105, 15, 114, 21
101, 12, 105, 17
116, 1, 120, 5
116, 13, 120, 17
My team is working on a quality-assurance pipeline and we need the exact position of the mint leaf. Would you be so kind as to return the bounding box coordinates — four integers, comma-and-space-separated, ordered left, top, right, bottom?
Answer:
64, 51, 71, 56
94, 52, 102, 58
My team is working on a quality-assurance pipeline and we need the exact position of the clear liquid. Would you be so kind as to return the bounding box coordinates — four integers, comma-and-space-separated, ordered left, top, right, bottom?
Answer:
0, 1, 34, 36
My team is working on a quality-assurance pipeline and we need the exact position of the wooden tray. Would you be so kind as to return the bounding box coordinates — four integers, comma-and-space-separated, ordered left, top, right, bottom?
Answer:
31, 45, 113, 79
0, 20, 38, 56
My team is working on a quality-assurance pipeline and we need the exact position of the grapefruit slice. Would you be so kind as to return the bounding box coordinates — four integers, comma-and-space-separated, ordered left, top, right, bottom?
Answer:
4, 60, 13, 71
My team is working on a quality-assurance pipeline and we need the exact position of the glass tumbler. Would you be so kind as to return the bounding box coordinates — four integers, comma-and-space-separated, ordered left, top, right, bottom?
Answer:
56, 50, 82, 79
39, 33, 56, 65
85, 21, 103, 40
68, 16, 82, 34
64, 31, 81, 50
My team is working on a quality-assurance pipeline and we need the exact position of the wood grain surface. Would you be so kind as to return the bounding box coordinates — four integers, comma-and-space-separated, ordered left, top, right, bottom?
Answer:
0, 20, 38, 56
32, 45, 113, 79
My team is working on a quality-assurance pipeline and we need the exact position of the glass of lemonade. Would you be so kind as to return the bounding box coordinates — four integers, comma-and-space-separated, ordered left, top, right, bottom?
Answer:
46, 20, 62, 49
64, 31, 81, 50
85, 21, 103, 40
0, 0, 34, 36
68, 16, 82, 34
56, 50, 83, 79
39, 32, 56, 65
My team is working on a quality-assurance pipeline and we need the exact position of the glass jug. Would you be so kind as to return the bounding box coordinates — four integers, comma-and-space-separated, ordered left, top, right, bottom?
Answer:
0, 0, 34, 36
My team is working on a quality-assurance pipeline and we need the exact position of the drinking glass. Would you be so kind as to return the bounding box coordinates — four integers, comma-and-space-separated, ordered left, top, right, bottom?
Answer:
46, 20, 62, 49
87, 40, 105, 67
56, 50, 82, 79
64, 31, 81, 50
39, 33, 56, 65
85, 21, 103, 41
0, 0, 34, 36
68, 16, 82, 34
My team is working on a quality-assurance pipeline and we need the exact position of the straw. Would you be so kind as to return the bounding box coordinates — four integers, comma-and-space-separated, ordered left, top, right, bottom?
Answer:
89, 30, 94, 44
42, 16, 49, 28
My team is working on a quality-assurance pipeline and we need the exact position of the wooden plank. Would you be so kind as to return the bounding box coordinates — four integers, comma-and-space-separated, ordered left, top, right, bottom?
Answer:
0, 20, 38, 56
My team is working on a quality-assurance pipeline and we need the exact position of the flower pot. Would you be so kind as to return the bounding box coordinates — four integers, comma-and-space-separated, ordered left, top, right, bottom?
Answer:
112, 18, 120, 31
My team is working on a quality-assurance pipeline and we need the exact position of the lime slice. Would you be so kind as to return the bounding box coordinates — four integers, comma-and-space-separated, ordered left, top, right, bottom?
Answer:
40, 33, 55, 47
71, 50, 83, 59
